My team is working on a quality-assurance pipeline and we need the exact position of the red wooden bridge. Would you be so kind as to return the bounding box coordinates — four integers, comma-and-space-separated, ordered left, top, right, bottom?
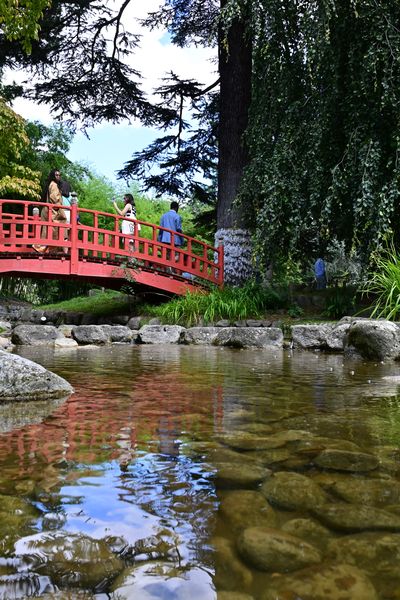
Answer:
0, 199, 224, 296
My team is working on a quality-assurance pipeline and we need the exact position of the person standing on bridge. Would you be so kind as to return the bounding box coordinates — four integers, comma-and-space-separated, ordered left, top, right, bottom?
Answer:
158, 201, 183, 247
33, 169, 67, 254
113, 193, 140, 251
60, 178, 72, 224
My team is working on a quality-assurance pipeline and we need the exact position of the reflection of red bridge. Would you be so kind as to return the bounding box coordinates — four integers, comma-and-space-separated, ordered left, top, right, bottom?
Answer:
0, 199, 224, 295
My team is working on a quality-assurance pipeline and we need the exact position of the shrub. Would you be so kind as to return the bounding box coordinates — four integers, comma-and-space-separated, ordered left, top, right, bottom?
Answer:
155, 282, 286, 326
362, 241, 400, 320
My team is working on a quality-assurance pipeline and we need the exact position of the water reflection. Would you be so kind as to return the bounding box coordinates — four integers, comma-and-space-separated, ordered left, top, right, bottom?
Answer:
0, 345, 398, 598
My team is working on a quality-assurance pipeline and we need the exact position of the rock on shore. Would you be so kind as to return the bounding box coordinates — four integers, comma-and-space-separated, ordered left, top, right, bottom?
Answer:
0, 350, 73, 402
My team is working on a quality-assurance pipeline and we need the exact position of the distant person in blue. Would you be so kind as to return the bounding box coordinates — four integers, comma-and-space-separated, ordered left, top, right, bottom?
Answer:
158, 201, 184, 247
314, 257, 327, 289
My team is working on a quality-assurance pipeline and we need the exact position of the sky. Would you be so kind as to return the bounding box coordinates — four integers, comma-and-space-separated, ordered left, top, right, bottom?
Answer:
7, 1, 216, 184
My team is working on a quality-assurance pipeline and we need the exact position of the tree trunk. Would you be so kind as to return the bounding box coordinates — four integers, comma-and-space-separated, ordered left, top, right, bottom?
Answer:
216, 0, 253, 286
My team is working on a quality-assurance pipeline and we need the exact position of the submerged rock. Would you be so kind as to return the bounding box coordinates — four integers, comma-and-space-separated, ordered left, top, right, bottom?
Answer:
314, 449, 379, 472
212, 463, 270, 488
219, 490, 277, 533
237, 526, 321, 572
328, 531, 400, 580
212, 536, 253, 591
312, 503, 400, 532
331, 477, 400, 506
261, 563, 378, 600
0, 351, 73, 402
260, 471, 328, 511
219, 432, 282, 451
281, 518, 332, 550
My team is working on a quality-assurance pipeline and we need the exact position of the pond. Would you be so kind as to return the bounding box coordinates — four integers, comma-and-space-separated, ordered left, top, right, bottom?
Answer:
1, 345, 400, 599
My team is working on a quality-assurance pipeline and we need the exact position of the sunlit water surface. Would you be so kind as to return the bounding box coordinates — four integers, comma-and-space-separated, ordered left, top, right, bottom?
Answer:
0, 345, 399, 599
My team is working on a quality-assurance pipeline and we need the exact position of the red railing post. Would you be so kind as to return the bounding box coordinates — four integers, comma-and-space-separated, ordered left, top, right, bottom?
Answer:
70, 195, 78, 273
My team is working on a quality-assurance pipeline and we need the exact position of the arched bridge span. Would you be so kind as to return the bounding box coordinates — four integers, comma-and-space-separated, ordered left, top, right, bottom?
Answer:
0, 200, 224, 296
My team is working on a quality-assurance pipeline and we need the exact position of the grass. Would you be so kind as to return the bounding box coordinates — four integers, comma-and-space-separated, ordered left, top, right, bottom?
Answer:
39, 290, 132, 316
151, 283, 287, 327
363, 241, 400, 320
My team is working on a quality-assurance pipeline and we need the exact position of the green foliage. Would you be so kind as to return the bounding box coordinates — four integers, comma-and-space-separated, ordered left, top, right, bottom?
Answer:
22, 121, 89, 191
323, 287, 355, 320
324, 239, 363, 287
363, 241, 400, 321
155, 282, 286, 326
0, 0, 50, 53
287, 304, 304, 319
268, 255, 306, 287
0, 97, 41, 199
242, 0, 400, 277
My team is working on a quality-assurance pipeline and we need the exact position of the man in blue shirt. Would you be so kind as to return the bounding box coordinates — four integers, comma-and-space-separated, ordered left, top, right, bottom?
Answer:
158, 201, 184, 246
314, 257, 327, 289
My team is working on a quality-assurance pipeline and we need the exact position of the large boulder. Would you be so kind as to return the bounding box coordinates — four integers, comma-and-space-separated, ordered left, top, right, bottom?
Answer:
101, 325, 134, 343
71, 325, 110, 345
326, 322, 351, 350
11, 324, 62, 346
183, 327, 220, 345
138, 325, 185, 344
0, 320, 12, 332
291, 324, 334, 349
0, 350, 73, 402
213, 327, 283, 349
346, 319, 400, 361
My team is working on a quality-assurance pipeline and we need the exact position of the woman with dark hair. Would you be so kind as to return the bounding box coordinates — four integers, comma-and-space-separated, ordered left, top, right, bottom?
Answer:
33, 169, 67, 253
113, 194, 140, 249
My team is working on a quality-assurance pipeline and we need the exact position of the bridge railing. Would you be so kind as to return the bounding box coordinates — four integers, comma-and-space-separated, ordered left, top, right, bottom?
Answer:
0, 199, 224, 287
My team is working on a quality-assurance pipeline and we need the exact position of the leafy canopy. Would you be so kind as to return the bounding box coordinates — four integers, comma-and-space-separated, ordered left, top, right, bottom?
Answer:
0, 97, 40, 199
0, 0, 50, 53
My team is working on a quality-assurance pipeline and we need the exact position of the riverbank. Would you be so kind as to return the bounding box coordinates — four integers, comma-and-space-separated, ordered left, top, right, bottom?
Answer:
1, 306, 400, 362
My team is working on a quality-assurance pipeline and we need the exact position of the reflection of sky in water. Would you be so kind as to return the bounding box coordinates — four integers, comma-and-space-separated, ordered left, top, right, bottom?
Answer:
113, 564, 215, 600
54, 454, 217, 565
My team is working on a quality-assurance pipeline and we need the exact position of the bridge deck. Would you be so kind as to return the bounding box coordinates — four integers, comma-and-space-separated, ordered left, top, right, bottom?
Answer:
0, 200, 224, 296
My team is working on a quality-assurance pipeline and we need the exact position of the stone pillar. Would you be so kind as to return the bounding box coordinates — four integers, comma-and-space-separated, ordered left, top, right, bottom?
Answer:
215, 228, 253, 286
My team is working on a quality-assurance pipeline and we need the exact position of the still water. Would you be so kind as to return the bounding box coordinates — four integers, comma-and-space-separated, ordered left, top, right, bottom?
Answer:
1, 345, 400, 599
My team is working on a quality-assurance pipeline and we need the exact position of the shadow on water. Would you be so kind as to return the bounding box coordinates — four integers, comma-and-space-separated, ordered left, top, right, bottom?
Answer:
0, 345, 398, 598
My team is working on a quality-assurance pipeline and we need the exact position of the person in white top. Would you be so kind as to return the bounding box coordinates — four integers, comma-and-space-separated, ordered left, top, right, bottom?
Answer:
113, 193, 140, 251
